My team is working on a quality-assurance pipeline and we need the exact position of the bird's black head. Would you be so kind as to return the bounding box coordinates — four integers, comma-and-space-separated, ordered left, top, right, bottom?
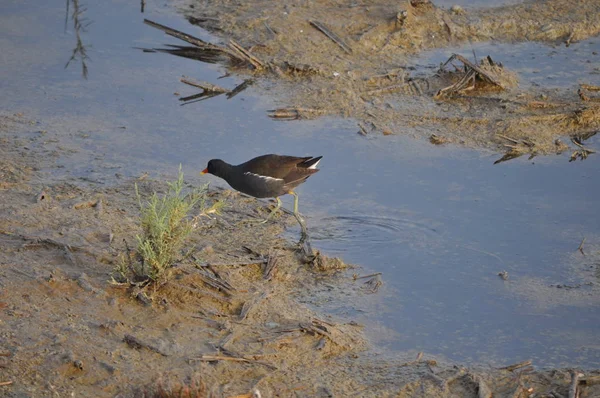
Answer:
201, 159, 228, 177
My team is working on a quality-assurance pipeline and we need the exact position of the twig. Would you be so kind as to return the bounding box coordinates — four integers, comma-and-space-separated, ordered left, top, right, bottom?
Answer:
308, 20, 352, 54
144, 19, 228, 53
65, 0, 90, 78
190, 354, 276, 369
264, 21, 276, 37
499, 360, 533, 372
565, 31, 575, 47
0, 231, 91, 262
263, 253, 280, 280
180, 77, 229, 93
0, 381, 12, 386
179, 92, 223, 104
353, 272, 382, 280
239, 292, 269, 321
569, 371, 584, 398
227, 79, 254, 99
398, 352, 437, 367
228, 40, 265, 70
123, 334, 169, 356
197, 259, 268, 267
191, 266, 235, 295
357, 122, 369, 136
362, 274, 382, 293
267, 107, 327, 120
571, 138, 586, 149
578, 237, 586, 256
496, 134, 520, 145
449, 54, 502, 86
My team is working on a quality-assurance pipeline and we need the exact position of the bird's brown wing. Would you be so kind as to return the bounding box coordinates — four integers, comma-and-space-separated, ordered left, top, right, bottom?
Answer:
240, 155, 313, 179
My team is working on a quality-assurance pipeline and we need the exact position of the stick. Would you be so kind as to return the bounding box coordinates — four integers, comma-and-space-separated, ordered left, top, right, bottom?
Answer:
227, 79, 254, 99
308, 20, 353, 54
578, 237, 586, 256
263, 253, 279, 280
228, 40, 265, 70
267, 107, 327, 120
357, 122, 369, 136
264, 21, 276, 37
354, 272, 382, 280
123, 334, 169, 356
191, 355, 276, 369
569, 371, 584, 398
362, 274, 383, 293
179, 92, 222, 104
197, 259, 268, 267
499, 360, 532, 372
144, 19, 226, 53
0, 381, 12, 386
447, 54, 502, 86
496, 134, 520, 144
565, 31, 575, 47
180, 77, 229, 93
194, 269, 235, 295
238, 292, 269, 321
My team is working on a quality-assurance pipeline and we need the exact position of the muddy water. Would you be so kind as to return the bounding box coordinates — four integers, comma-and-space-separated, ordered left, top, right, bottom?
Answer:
2, 0, 599, 368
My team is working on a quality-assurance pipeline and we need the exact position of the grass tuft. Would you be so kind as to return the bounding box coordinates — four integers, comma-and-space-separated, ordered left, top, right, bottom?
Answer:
113, 167, 222, 286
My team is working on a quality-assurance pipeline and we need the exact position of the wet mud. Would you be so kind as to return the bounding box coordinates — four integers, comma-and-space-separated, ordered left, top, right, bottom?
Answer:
1, 112, 599, 396
160, 0, 600, 159
2, 0, 600, 396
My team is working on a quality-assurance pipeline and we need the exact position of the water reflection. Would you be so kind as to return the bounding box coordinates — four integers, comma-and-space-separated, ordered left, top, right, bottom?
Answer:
64, 0, 90, 78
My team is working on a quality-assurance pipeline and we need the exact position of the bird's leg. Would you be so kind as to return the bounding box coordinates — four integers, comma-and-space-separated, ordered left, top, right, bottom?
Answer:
289, 191, 299, 215
287, 191, 312, 257
259, 197, 281, 224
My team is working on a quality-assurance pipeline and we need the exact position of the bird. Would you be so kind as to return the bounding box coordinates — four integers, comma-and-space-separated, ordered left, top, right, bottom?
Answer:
201, 154, 322, 222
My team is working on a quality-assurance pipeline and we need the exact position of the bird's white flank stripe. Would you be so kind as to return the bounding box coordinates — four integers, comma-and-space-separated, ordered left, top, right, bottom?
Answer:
308, 159, 321, 169
244, 171, 284, 182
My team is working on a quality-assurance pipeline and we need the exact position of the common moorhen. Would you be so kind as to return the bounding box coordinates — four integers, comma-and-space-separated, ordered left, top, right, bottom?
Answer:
201, 154, 322, 221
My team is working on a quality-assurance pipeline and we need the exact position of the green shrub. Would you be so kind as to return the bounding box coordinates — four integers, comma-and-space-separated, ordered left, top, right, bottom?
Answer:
115, 167, 218, 285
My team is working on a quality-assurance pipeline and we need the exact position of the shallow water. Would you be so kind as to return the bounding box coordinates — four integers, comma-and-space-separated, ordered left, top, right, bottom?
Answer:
1, 0, 599, 368
412, 40, 600, 89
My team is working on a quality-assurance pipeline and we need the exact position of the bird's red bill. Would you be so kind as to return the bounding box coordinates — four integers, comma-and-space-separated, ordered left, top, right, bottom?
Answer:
201, 168, 208, 174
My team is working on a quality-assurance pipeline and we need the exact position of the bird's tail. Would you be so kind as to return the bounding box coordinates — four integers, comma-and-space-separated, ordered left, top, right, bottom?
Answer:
300, 156, 323, 170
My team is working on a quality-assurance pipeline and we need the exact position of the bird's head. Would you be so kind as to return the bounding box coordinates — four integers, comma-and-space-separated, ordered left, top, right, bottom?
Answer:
201, 159, 227, 176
